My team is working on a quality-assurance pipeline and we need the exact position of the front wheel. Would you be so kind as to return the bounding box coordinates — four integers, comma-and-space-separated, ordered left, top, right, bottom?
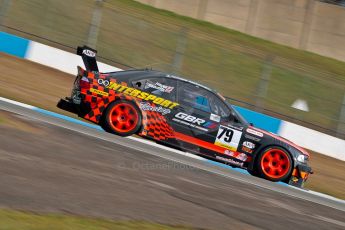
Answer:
247, 167, 259, 177
256, 147, 293, 182
102, 100, 142, 137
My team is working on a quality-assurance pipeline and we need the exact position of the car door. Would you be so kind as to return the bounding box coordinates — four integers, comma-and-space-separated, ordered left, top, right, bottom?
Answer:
170, 81, 222, 150
211, 101, 245, 154
174, 81, 245, 157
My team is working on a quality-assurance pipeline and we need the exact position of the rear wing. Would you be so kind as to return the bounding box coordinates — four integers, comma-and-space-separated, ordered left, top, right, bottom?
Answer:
77, 46, 99, 72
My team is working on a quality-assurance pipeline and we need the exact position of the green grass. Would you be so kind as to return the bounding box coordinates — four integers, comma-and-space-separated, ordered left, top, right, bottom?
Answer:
0, 209, 194, 230
3, 0, 345, 135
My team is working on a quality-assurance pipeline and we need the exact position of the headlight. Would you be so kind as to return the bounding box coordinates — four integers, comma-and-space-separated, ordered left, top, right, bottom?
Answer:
297, 154, 308, 163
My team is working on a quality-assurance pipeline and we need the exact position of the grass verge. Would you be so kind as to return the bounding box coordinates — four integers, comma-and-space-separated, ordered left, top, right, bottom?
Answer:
0, 209, 194, 230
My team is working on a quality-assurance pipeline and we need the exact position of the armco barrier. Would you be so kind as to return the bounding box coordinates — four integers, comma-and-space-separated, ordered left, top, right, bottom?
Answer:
0, 32, 344, 161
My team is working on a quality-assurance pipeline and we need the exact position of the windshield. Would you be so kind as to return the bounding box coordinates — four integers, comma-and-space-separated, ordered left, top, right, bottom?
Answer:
226, 102, 249, 126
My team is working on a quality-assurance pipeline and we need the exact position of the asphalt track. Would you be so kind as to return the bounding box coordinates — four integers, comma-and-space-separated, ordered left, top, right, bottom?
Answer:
0, 98, 345, 230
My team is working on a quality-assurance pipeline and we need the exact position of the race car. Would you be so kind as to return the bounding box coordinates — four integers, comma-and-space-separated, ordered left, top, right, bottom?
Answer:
57, 46, 312, 188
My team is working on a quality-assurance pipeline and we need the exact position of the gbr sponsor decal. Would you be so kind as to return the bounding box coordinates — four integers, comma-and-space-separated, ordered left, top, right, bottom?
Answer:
172, 112, 218, 131
174, 112, 205, 125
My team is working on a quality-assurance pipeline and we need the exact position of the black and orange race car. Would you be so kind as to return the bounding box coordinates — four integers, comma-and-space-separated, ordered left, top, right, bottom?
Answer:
58, 46, 312, 188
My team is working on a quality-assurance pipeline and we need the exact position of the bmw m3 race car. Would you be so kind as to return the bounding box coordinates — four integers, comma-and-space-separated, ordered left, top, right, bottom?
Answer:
58, 46, 312, 188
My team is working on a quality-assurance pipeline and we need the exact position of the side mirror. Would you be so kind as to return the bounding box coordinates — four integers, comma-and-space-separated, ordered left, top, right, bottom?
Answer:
234, 116, 240, 123
229, 112, 240, 123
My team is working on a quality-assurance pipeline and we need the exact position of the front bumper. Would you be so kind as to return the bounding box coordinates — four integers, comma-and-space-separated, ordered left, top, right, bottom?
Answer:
288, 164, 313, 188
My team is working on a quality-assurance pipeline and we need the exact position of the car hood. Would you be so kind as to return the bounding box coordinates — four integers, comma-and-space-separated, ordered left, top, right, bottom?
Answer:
249, 126, 310, 158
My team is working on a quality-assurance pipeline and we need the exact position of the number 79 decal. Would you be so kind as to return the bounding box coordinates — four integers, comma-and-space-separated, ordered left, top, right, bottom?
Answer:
215, 125, 242, 151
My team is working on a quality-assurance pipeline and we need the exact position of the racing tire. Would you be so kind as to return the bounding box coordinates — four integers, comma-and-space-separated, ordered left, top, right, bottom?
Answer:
102, 100, 142, 137
256, 146, 293, 182
247, 167, 259, 177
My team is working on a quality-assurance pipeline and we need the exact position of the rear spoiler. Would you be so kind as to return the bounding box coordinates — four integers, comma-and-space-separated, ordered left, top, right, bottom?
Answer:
77, 46, 99, 72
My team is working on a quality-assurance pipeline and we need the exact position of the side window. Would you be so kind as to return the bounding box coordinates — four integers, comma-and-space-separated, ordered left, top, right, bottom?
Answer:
132, 77, 176, 101
177, 82, 211, 113
177, 81, 231, 118
208, 93, 231, 118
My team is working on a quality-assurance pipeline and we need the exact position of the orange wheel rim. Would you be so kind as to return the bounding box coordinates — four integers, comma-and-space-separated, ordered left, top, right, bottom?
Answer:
260, 149, 290, 179
108, 103, 139, 133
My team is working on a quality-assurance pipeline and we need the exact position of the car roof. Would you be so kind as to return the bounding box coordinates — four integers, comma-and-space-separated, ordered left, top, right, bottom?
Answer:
107, 69, 214, 92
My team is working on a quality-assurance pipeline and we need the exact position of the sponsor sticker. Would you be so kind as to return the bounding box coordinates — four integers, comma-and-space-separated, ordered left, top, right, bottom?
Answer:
237, 153, 248, 161
244, 134, 261, 142
175, 112, 205, 125
216, 156, 243, 167
223, 150, 248, 161
224, 149, 234, 157
145, 81, 174, 93
246, 128, 263, 137
241, 146, 253, 154
90, 88, 109, 96
139, 102, 171, 115
82, 49, 96, 57
173, 112, 208, 131
210, 113, 221, 122
227, 124, 243, 131
172, 118, 209, 132
243, 141, 255, 149
97, 79, 110, 87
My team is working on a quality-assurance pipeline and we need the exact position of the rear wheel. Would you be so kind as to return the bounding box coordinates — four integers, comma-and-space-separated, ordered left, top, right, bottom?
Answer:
103, 100, 142, 136
256, 147, 293, 182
